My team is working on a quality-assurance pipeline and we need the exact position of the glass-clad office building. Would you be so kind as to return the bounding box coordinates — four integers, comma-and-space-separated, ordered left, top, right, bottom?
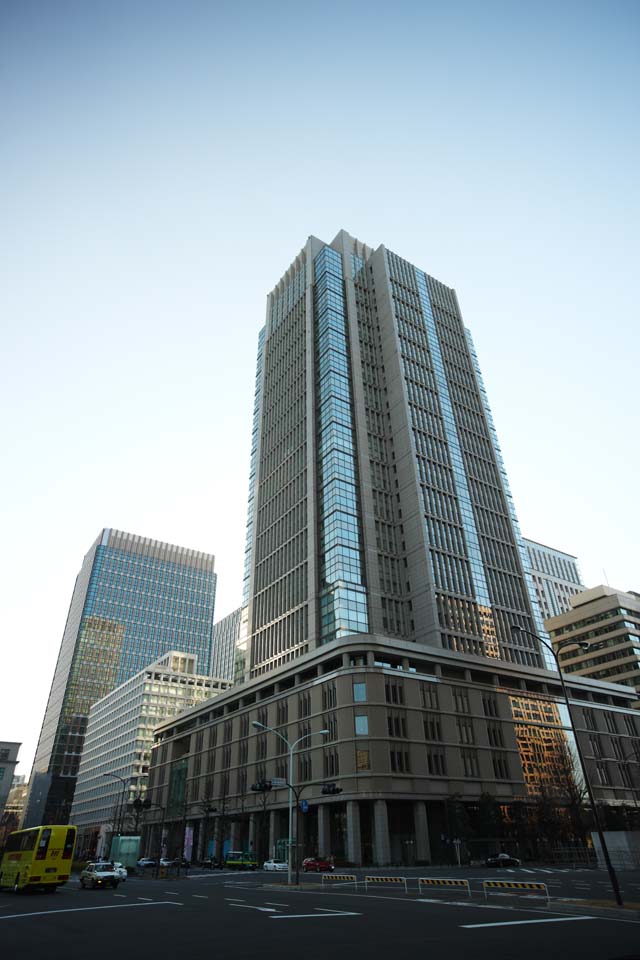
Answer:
244, 230, 548, 679
24, 528, 217, 826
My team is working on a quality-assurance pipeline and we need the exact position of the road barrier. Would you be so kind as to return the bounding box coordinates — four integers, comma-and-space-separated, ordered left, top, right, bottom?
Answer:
364, 876, 408, 893
321, 874, 358, 888
482, 880, 549, 904
418, 877, 471, 898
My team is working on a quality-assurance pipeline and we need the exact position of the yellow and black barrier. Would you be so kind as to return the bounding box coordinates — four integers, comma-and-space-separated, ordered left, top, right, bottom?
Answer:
364, 876, 408, 893
482, 880, 549, 903
418, 877, 471, 898
321, 874, 358, 887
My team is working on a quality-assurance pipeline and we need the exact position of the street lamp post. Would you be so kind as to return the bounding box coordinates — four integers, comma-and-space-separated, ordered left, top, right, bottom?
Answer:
512, 625, 624, 906
102, 773, 129, 855
252, 721, 329, 886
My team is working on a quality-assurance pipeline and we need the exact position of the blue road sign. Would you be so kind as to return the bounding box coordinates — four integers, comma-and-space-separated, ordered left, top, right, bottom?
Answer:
300, 799, 309, 813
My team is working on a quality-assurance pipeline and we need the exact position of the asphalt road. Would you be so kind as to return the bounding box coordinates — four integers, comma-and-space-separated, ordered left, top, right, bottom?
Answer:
1, 867, 639, 960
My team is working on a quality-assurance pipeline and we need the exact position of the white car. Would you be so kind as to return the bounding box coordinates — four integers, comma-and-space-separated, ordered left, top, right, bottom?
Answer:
136, 858, 156, 868
263, 859, 288, 871
113, 862, 128, 881
80, 862, 120, 889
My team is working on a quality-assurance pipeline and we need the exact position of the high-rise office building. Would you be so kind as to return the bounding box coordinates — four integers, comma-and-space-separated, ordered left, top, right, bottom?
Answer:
71, 651, 231, 859
522, 538, 584, 620
144, 231, 640, 867
0, 743, 20, 819
211, 607, 242, 682
244, 230, 548, 678
24, 529, 217, 826
547, 585, 640, 696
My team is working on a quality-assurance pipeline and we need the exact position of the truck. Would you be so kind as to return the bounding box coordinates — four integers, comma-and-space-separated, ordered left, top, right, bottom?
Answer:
109, 836, 141, 871
224, 850, 258, 871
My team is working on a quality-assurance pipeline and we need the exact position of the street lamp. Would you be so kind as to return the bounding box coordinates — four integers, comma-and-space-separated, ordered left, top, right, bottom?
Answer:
252, 721, 329, 885
512, 624, 624, 906
102, 773, 129, 852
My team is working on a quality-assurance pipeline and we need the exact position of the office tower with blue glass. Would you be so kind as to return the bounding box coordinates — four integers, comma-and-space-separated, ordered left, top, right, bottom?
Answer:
24, 528, 217, 826
244, 230, 549, 676
147, 231, 639, 868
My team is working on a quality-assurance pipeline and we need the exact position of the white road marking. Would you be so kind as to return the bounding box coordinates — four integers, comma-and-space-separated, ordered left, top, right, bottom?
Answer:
224, 897, 245, 901
0, 902, 182, 922
192, 895, 208, 899
137, 897, 154, 901
265, 902, 289, 906
164, 892, 181, 896
462, 917, 595, 929
270, 910, 361, 920
230, 904, 277, 912
113, 894, 127, 898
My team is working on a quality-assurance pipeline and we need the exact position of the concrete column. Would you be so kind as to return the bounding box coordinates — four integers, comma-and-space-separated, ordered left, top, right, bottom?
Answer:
248, 814, 256, 854
413, 800, 431, 864
373, 799, 391, 866
317, 804, 330, 857
346, 800, 362, 865
268, 810, 277, 860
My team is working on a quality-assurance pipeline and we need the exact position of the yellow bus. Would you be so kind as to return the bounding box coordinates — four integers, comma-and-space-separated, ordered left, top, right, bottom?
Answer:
0, 825, 77, 893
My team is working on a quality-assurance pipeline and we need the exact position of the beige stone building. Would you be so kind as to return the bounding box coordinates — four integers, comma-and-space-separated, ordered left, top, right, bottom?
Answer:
144, 635, 640, 866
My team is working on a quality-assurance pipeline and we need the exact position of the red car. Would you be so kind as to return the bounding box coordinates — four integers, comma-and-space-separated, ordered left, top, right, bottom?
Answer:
302, 857, 334, 873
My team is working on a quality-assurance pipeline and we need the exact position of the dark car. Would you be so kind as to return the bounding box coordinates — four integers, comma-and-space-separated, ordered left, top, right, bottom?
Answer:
302, 857, 334, 873
485, 853, 521, 867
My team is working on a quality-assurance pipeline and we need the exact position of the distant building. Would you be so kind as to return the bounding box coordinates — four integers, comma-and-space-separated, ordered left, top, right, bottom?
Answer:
24, 528, 218, 827
211, 607, 242, 682
0, 743, 20, 818
70, 651, 231, 859
523, 538, 584, 620
547, 586, 640, 697
0, 776, 28, 848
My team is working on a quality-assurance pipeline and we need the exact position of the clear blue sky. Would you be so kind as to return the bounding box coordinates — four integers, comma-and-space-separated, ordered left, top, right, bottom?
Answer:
2, 0, 638, 777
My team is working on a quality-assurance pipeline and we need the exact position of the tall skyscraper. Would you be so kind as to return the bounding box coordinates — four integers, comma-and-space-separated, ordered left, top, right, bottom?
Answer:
143, 231, 640, 868
211, 607, 242, 682
24, 528, 217, 826
244, 230, 549, 679
523, 538, 584, 621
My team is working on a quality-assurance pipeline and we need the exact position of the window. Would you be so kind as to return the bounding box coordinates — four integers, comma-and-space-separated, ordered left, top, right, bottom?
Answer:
353, 682, 367, 703
453, 688, 471, 714
298, 752, 312, 782
487, 724, 504, 748
355, 715, 369, 736
276, 700, 288, 725
356, 747, 370, 771
324, 712, 338, 740
456, 718, 475, 745
323, 749, 339, 778
390, 745, 411, 773
596, 762, 611, 786
322, 682, 337, 710
298, 691, 311, 718
427, 749, 446, 776
589, 735, 602, 759
482, 695, 498, 718
424, 714, 442, 741
583, 709, 597, 731
492, 753, 510, 779
624, 714, 638, 736
604, 713, 618, 735
461, 749, 479, 777
421, 683, 439, 710
619, 764, 633, 789
385, 679, 404, 704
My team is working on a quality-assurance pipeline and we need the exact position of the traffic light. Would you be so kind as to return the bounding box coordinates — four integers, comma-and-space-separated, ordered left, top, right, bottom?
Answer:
321, 783, 343, 795
250, 780, 273, 792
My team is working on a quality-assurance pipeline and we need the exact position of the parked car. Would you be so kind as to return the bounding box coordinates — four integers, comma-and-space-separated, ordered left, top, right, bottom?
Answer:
112, 862, 128, 881
136, 858, 156, 869
485, 853, 521, 868
302, 857, 334, 873
80, 863, 120, 889
263, 859, 288, 871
